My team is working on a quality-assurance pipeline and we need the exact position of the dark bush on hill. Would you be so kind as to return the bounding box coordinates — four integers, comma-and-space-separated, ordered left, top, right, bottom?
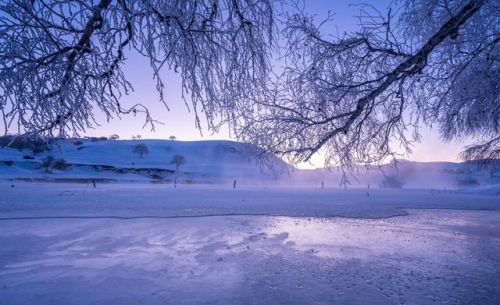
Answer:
0, 135, 50, 154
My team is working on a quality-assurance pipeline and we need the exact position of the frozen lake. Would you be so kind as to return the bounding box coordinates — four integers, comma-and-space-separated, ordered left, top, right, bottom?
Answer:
1, 183, 499, 304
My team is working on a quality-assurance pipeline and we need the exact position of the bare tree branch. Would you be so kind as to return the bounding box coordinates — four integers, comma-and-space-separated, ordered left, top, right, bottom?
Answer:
234, 0, 498, 174
0, 0, 275, 137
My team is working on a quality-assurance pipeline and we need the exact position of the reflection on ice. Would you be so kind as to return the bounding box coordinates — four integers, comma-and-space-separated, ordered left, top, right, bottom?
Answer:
1, 210, 500, 305
264, 213, 477, 261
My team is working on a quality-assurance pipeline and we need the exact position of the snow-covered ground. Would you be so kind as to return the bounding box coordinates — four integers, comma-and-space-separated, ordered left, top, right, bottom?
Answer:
1, 183, 500, 219
1, 138, 499, 189
1, 183, 500, 304
0, 139, 285, 184
1, 139, 500, 304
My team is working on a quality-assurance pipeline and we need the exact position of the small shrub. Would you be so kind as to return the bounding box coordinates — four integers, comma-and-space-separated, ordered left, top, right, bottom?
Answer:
41, 156, 68, 172
53, 159, 69, 170
87, 136, 107, 142
41, 156, 55, 172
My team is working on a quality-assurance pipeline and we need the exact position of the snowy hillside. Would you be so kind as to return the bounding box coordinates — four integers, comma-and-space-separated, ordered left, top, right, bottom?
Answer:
0, 138, 286, 184
1, 137, 499, 190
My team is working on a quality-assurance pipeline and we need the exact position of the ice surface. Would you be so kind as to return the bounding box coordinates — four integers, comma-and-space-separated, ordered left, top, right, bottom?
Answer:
1, 183, 500, 219
0, 210, 499, 305
0, 183, 500, 304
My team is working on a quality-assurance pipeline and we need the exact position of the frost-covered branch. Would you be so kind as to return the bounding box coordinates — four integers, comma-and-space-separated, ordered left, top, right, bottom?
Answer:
461, 136, 500, 165
0, 0, 275, 136
234, 0, 499, 170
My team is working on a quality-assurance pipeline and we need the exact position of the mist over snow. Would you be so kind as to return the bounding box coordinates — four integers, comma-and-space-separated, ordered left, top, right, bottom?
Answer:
1, 138, 499, 191
284, 159, 500, 191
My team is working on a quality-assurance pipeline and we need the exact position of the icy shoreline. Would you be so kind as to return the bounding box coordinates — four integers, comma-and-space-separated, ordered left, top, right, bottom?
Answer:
1, 183, 499, 220
1, 210, 499, 305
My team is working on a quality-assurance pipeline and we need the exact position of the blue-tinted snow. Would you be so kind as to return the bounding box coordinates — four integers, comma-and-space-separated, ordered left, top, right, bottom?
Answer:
0, 207, 499, 305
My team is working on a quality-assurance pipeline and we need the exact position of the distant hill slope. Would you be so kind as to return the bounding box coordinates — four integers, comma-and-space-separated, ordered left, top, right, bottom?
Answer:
0, 138, 499, 190
0, 139, 287, 184
284, 159, 500, 190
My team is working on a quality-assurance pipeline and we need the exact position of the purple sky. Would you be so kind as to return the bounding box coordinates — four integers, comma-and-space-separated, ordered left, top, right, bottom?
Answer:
52, 1, 472, 167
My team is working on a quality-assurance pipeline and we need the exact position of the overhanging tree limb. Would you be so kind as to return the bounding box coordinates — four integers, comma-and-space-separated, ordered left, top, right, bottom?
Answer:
234, 0, 497, 173
303, 0, 485, 161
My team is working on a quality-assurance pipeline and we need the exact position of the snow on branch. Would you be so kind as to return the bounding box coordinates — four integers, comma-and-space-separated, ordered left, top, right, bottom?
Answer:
234, 0, 498, 172
0, 0, 275, 136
